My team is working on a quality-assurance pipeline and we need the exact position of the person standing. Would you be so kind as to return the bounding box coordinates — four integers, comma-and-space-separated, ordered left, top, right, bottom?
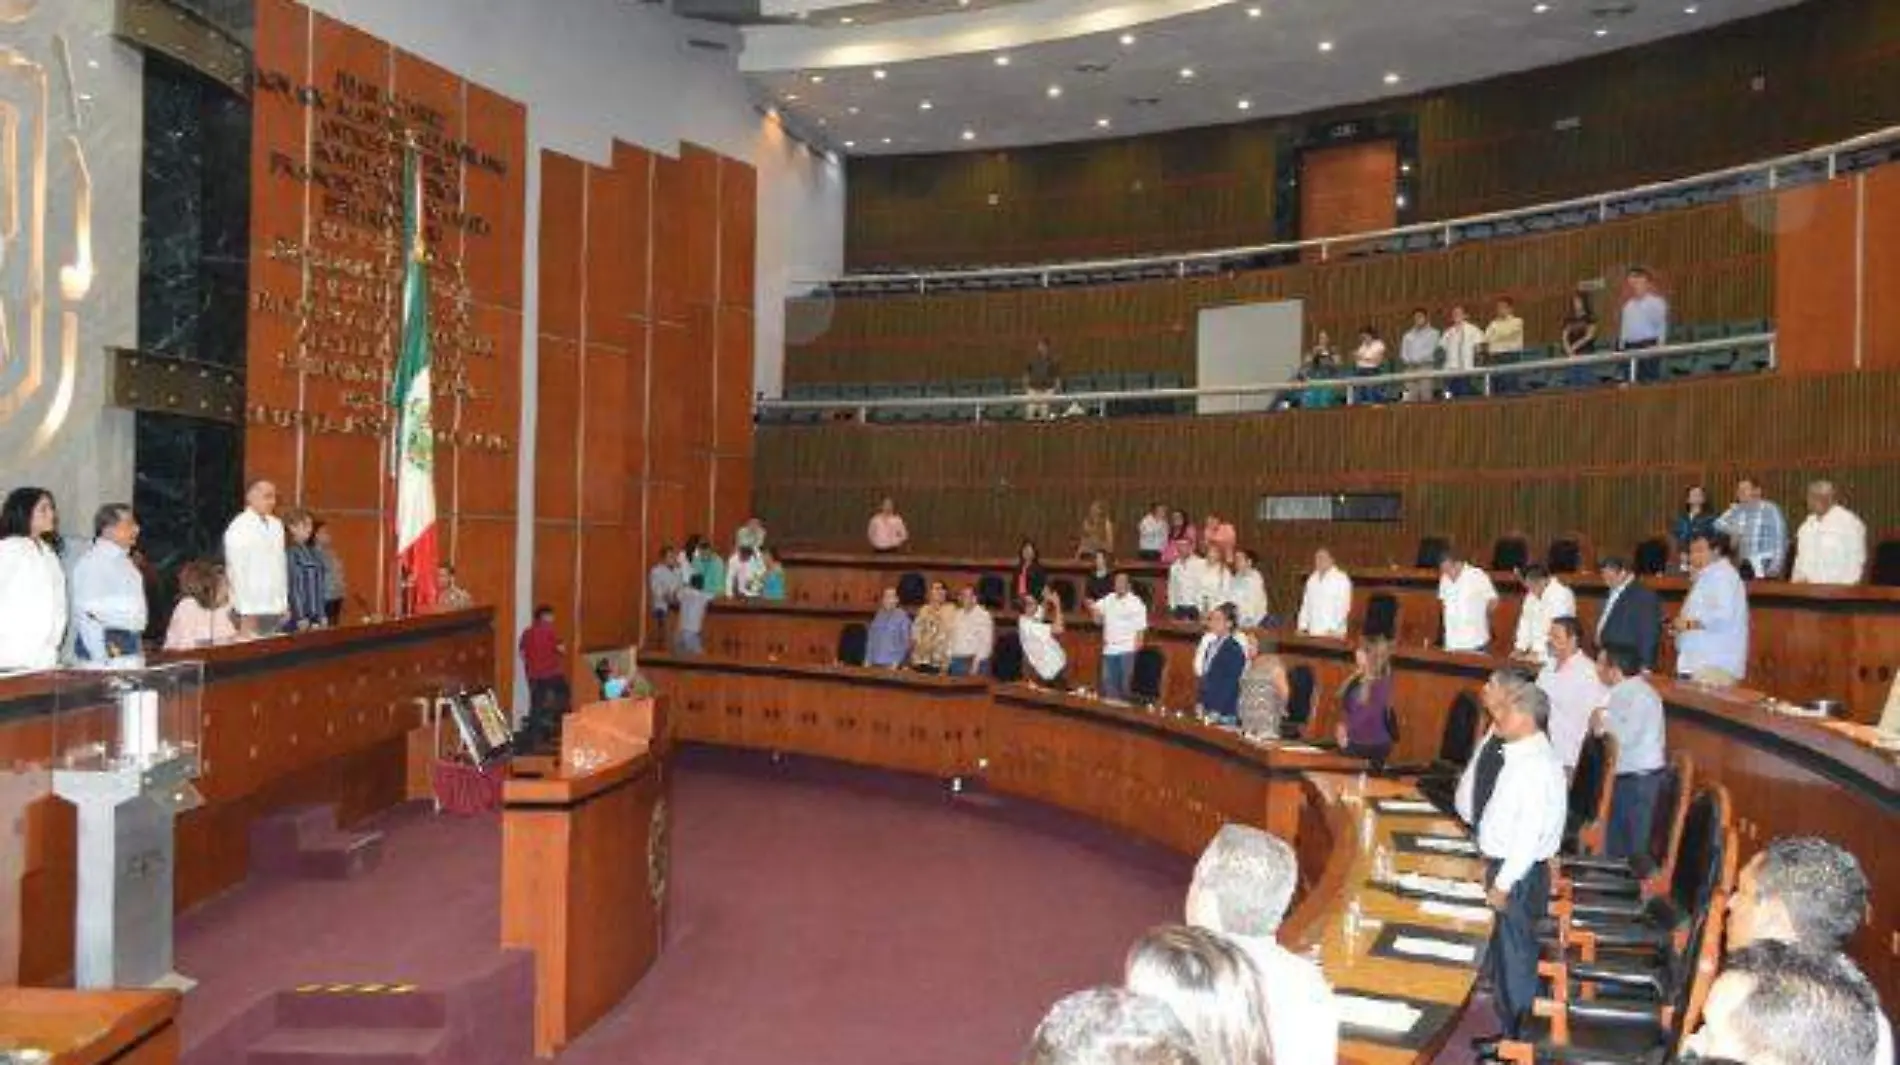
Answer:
1792, 480, 1868, 585
0, 488, 67, 671
1714, 476, 1789, 580
1511, 564, 1576, 667
223, 478, 288, 636
1297, 547, 1353, 638
760, 549, 788, 601
1091, 571, 1149, 702
1618, 266, 1669, 350
314, 522, 347, 626
1674, 485, 1719, 569
1483, 297, 1525, 359
1076, 500, 1115, 558
1457, 674, 1565, 1048
1023, 337, 1062, 422
1012, 539, 1049, 602
734, 517, 767, 554
434, 564, 474, 611
519, 605, 569, 742
1194, 604, 1247, 723
647, 545, 682, 648
1228, 549, 1269, 629
909, 581, 955, 673
1560, 291, 1599, 357
947, 586, 994, 676
1592, 644, 1667, 863
1536, 617, 1608, 772
1201, 513, 1237, 557
1399, 307, 1442, 402
1083, 550, 1115, 601
1017, 589, 1069, 688
867, 497, 910, 553
674, 575, 713, 655
284, 509, 329, 631
71, 503, 147, 664
1438, 551, 1499, 653
1169, 546, 1210, 622
1673, 531, 1750, 685
1334, 638, 1396, 768
1440, 303, 1486, 398
725, 545, 765, 599
1136, 503, 1170, 562
1160, 509, 1197, 564
865, 587, 913, 669
1595, 556, 1663, 671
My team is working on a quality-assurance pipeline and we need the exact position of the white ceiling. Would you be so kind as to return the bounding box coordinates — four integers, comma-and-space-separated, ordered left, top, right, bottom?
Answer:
737, 0, 1807, 156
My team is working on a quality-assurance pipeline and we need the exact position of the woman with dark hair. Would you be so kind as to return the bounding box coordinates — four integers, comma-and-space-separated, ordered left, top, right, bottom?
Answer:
1674, 485, 1718, 568
1561, 290, 1598, 357
1160, 509, 1198, 564
0, 487, 67, 670
1335, 638, 1397, 768
1084, 549, 1115, 601
284, 508, 329, 630
1013, 538, 1048, 601
163, 560, 240, 649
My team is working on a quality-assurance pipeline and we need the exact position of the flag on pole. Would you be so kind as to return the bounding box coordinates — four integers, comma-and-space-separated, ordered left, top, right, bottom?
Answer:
392, 142, 439, 613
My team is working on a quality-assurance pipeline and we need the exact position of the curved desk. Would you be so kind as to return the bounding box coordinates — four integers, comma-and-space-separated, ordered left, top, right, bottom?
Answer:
640, 653, 1490, 1064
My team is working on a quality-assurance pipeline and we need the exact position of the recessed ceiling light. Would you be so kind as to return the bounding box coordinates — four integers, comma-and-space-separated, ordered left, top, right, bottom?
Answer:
1532, 2, 1550, 11
1246, 5, 1262, 16
1682, 3, 1698, 11
844, 140, 856, 148
785, 92, 800, 101
1096, 116, 1112, 128
881, 136, 893, 144
818, 117, 828, 126
1318, 40, 1334, 52
1594, 26, 1608, 36
919, 99, 933, 110
1047, 84, 1064, 98
1396, 194, 1408, 208
961, 129, 976, 141
1179, 67, 1196, 80
848, 106, 860, 115
995, 54, 1011, 66
809, 74, 825, 84
1237, 98, 1252, 110
1119, 32, 1137, 46
1383, 71, 1401, 85
872, 68, 887, 80
839, 15, 854, 24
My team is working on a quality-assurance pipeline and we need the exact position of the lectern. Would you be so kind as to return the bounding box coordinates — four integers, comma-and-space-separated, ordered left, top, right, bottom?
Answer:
49, 664, 204, 990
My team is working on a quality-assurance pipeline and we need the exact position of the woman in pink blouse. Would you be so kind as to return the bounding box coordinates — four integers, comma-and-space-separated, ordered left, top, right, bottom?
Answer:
1159, 508, 1198, 564
163, 560, 241, 650
867, 497, 909, 553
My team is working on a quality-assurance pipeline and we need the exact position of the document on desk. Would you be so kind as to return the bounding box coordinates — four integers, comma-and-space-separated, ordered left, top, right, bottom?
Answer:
1396, 873, 1486, 901
1335, 993, 1423, 1034
1376, 799, 1438, 815
1420, 900, 1492, 924
1391, 935, 1479, 963
1409, 835, 1478, 855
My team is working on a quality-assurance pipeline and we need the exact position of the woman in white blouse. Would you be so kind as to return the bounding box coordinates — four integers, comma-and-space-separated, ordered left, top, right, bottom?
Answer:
1228, 548, 1270, 629
0, 488, 69, 671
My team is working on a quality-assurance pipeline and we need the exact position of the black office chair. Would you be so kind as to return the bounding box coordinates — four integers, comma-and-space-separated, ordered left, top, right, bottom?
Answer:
836, 623, 869, 667
1632, 537, 1670, 577
1492, 535, 1531, 573
991, 632, 1024, 683
1871, 539, 1900, 586
1564, 732, 1617, 855
1049, 578, 1079, 613
1548, 535, 1585, 574
1130, 647, 1167, 704
1413, 691, 1484, 811
1130, 579, 1154, 606
897, 572, 927, 606
1414, 536, 1450, 569
1280, 665, 1316, 739
976, 573, 1008, 610
1363, 593, 1400, 640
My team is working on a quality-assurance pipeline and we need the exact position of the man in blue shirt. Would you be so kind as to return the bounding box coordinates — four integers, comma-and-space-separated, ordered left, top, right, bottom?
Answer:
1620, 267, 1669, 382
1673, 531, 1749, 684
865, 587, 912, 669
71, 503, 147, 663
1714, 476, 1789, 580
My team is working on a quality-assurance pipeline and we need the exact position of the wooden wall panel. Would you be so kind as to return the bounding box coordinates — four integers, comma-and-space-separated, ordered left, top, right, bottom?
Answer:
843, 0, 1900, 269
718, 161, 758, 309
1773, 178, 1860, 374
581, 347, 630, 524
1301, 141, 1399, 241
538, 154, 587, 343
578, 527, 636, 651
753, 369, 1900, 613
614, 143, 655, 322
534, 337, 582, 522
1863, 166, 1900, 372
585, 163, 639, 351
714, 306, 754, 453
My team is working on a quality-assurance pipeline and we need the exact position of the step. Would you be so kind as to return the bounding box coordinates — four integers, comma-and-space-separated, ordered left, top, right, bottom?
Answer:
295, 831, 385, 880
275, 987, 449, 1030
245, 1027, 445, 1065
250, 805, 343, 876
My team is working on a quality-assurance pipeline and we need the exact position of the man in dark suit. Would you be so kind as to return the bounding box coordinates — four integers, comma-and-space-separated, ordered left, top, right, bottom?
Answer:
1195, 603, 1249, 723
1595, 557, 1663, 670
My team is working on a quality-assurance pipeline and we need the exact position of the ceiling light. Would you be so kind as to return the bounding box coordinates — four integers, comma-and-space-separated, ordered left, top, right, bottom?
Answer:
1237, 98, 1252, 110
1246, 5, 1262, 16
1682, 3, 1698, 11
839, 15, 854, 24
844, 140, 856, 148
809, 74, 825, 84
1395, 194, 1408, 208
919, 99, 933, 110
818, 117, 828, 126
961, 129, 977, 142
882, 136, 893, 144
995, 54, 1011, 66
1382, 71, 1400, 85
873, 68, 888, 80
785, 92, 800, 101
1532, 2, 1550, 10
1179, 67, 1196, 80
1119, 32, 1137, 46
1047, 84, 1064, 98
1594, 26, 1608, 36
1096, 116, 1112, 128
848, 106, 860, 115
959, 0, 970, 5
1318, 40, 1334, 52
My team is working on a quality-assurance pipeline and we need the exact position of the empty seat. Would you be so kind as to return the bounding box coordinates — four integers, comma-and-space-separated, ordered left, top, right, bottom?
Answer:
976, 574, 1008, 610
1492, 534, 1531, 573
836, 623, 869, 667
1281, 665, 1316, 739
1364, 593, 1400, 640
991, 632, 1024, 683
897, 572, 927, 606
1414, 536, 1450, 569
1633, 537, 1671, 577
1130, 647, 1167, 704
1871, 539, 1900, 587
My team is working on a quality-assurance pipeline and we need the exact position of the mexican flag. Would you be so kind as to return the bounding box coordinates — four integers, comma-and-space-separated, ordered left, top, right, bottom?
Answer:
392, 144, 439, 612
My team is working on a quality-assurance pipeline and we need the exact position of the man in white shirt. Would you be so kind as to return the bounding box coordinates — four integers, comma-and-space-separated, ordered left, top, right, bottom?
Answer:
1674, 531, 1749, 684
725, 545, 766, 598
1511, 564, 1577, 666
1184, 825, 1339, 1065
1228, 548, 1269, 629
1399, 307, 1442, 402
1792, 480, 1868, 585
71, 504, 147, 664
1536, 617, 1607, 772
1090, 572, 1148, 702
1593, 644, 1667, 862
647, 545, 682, 649
1136, 502, 1169, 562
1457, 673, 1566, 1045
1167, 548, 1209, 621
1440, 304, 1487, 400
223, 479, 287, 636
1017, 591, 1068, 687
947, 587, 994, 676
1297, 547, 1353, 638
1438, 552, 1499, 653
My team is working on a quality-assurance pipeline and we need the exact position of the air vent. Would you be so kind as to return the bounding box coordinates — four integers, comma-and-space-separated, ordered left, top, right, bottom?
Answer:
1126, 96, 1161, 107
1073, 61, 1111, 74
1588, 1, 1637, 15
687, 37, 730, 51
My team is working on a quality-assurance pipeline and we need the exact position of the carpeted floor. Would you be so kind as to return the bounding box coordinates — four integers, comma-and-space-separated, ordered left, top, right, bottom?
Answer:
176, 746, 1193, 1064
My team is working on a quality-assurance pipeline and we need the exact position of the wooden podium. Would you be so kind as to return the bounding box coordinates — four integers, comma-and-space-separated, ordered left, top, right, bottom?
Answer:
500, 698, 668, 1058
0, 988, 180, 1064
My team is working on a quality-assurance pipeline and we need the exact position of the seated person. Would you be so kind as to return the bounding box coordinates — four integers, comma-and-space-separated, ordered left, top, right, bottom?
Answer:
1236, 639, 1291, 738
1334, 638, 1396, 767
725, 545, 766, 598
163, 560, 241, 650
1686, 941, 1880, 1065
865, 587, 913, 669
759, 548, 788, 601
1017, 589, 1069, 688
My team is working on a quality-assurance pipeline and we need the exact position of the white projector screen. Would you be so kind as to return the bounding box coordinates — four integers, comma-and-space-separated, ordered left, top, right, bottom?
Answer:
1195, 299, 1306, 414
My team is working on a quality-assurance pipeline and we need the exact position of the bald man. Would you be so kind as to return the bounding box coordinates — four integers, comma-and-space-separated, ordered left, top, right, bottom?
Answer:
1792, 480, 1867, 585
223, 478, 287, 635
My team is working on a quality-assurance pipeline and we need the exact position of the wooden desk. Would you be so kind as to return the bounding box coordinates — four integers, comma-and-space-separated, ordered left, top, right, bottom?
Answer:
776, 551, 1167, 612
502, 699, 666, 1059
0, 987, 179, 1064
0, 609, 496, 985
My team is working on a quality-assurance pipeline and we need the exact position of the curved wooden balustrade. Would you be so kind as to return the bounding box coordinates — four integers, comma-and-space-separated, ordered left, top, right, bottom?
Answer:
641, 651, 1493, 1065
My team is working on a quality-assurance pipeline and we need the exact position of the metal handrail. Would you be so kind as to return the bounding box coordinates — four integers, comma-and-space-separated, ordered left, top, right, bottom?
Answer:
797, 124, 1900, 291
758, 334, 1775, 422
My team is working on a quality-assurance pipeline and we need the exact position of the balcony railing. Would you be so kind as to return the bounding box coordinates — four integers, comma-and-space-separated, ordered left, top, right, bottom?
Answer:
799, 125, 1900, 296
757, 334, 1776, 426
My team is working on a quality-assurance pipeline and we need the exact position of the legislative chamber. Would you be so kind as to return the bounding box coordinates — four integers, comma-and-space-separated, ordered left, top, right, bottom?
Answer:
2, 0, 1898, 1062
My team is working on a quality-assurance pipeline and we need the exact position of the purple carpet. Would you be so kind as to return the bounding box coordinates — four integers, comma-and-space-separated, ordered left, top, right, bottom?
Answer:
176, 746, 1193, 1064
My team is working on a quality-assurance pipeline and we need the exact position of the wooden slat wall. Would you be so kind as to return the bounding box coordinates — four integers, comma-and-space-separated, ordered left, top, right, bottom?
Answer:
790, 200, 1775, 386
535, 143, 756, 690
753, 370, 1900, 612
844, 0, 1900, 269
